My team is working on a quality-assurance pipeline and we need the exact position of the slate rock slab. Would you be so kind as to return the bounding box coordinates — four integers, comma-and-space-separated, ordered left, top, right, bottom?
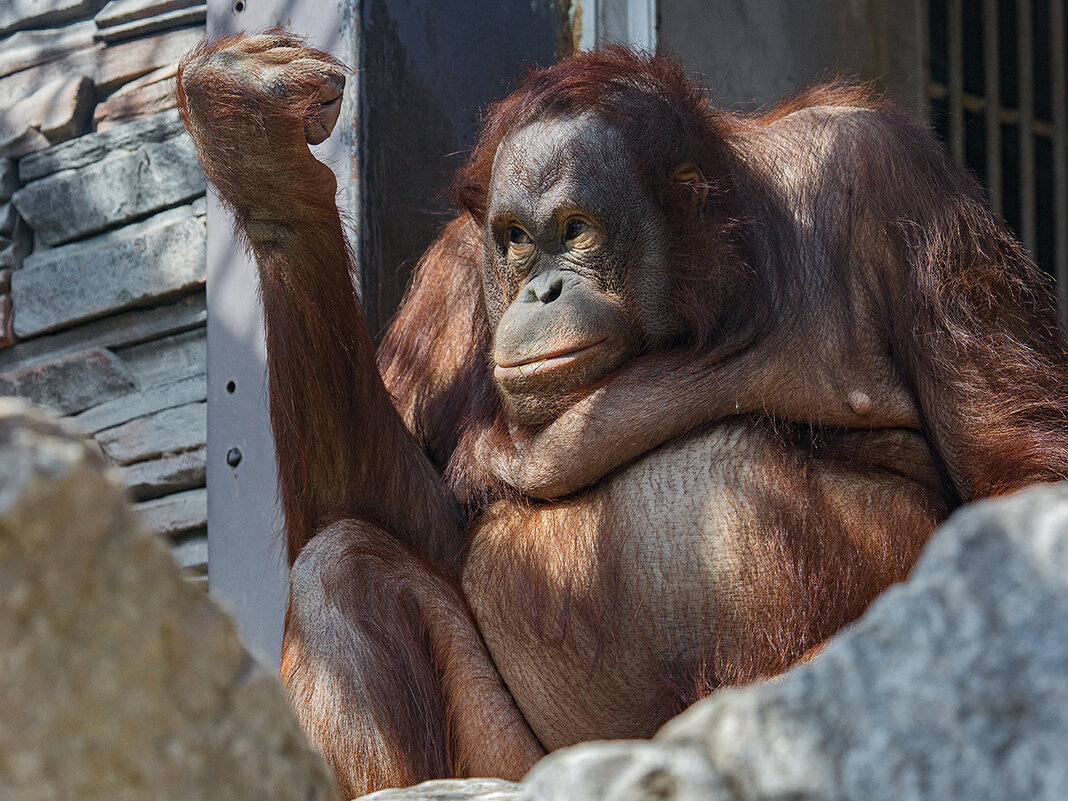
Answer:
0, 74, 96, 159
0, 346, 135, 415
0, 20, 97, 78
12, 131, 204, 246
135, 485, 206, 539
119, 443, 205, 500
0, 291, 204, 373
0, 399, 340, 801
96, 399, 205, 465
95, 0, 201, 27
0, 0, 108, 36
516, 483, 1068, 801
95, 4, 205, 43
20, 107, 185, 181
71, 370, 205, 433
95, 63, 180, 129
0, 26, 202, 111
11, 203, 205, 336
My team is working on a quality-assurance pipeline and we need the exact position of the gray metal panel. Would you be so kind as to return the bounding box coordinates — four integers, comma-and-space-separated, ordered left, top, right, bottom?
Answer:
206, 0, 358, 668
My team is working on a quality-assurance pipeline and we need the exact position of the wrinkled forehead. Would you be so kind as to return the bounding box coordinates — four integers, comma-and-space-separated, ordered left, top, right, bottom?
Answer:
487, 113, 634, 214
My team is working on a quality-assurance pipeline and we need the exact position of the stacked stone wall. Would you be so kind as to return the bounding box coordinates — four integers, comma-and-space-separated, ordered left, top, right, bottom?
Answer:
0, 0, 208, 581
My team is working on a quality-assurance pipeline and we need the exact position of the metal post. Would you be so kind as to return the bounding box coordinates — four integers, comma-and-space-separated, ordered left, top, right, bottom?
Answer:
983, 0, 1002, 214
947, 0, 965, 161
1018, 0, 1037, 255
1050, 0, 1068, 325
205, 0, 358, 669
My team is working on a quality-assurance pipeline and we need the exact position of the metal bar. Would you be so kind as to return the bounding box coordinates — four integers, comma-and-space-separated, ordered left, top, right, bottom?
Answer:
1019, 0, 1037, 254
920, 0, 931, 123
948, 0, 965, 161
206, 0, 358, 670
576, 0, 598, 51
627, 0, 656, 51
929, 81, 1063, 135
1051, 0, 1068, 326
983, 0, 1002, 214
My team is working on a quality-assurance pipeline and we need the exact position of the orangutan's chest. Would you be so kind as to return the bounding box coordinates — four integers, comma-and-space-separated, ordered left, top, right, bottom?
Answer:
460, 425, 762, 750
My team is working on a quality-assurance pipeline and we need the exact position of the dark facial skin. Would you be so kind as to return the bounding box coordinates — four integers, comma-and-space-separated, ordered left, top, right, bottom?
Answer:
483, 114, 683, 426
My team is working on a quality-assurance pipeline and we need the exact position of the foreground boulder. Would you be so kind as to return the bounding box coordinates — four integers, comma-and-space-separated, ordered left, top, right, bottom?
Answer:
0, 399, 338, 801
368, 482, 1068, 801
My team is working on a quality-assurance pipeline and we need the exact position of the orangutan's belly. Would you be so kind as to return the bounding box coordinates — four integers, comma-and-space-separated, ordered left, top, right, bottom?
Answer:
461, 419, 942, 750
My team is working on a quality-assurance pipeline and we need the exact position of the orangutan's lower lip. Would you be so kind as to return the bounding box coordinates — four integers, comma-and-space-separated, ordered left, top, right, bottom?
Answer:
493, 341, 604, 382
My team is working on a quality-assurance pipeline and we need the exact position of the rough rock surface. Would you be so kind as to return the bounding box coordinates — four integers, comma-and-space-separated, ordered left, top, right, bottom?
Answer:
94, 63, 179, 129
11, 132, 204, 246
0, 74, 96, 158
0, 26, 201, 110
0, 399, 339, 801
0, 292, 204, 373
19, 106, 185, 180
95, 4, 205, 43
96, 399, 206, 465
0, 20, 96, 79
94, 0, 201, 28
0, 346, 135, 414
0, 159, 18, 199
11, 203, 205, 336
354, 484, 1068, 801
362, 780, 525, 801
0, 0, 107, 36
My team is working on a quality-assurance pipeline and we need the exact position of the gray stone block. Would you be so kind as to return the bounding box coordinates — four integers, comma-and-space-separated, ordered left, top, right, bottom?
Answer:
20, 108, 184, 181
171, 530, 208, 571
0, 26, 202, 108
94, 64, 178, 130
0, 20, 96, 79
117, 327, 205, 388
0, 291, 204, 373
95, 396, 205, 464
119, 443, 205, 500
12, 205, 205, 336
96, 398, 205, 464
0, 346, 135, 415
95, 4, 205, 43
135, 485, 206, 538
95, 0, 200, 27
0, 399, 339, 801
0, 74, 95, 159
12, 132, 205, 246
71, 371, 205, 433
0, 0, 107, 36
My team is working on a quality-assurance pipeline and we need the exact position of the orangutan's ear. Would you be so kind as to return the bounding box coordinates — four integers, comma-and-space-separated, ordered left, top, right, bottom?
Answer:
670, 162, 708, 211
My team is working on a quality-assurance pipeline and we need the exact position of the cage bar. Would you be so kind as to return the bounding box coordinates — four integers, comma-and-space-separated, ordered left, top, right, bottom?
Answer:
983, 0, 1003, 212
948, 0, 966, 160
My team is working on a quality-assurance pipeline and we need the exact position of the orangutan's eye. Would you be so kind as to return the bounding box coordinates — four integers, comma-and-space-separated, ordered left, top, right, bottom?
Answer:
508, 226, 533, 246
563, 216, 601, 250
564, 219, 589, 240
